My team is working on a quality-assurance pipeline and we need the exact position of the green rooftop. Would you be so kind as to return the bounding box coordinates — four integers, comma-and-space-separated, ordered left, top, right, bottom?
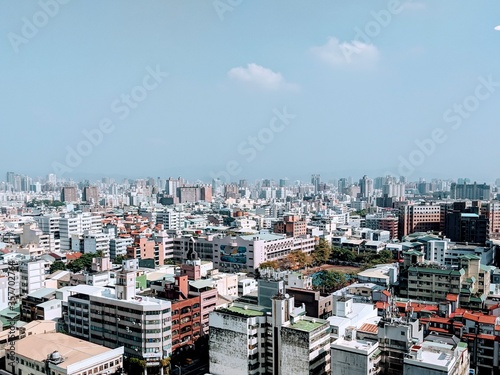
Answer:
288, 319, 325, 333
225, 305, 265, 317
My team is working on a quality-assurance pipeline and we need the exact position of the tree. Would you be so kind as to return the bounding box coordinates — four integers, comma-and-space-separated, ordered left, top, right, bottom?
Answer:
126, 357, 146, 374
49, 260, 66, 274
312, 239, 332, 265
259, 260, 280, 270
313, 270, 347, 294
113, 255, 125, 264
67, 253, 99, 273
378, 250, 394, 263
285, 250, 312, 270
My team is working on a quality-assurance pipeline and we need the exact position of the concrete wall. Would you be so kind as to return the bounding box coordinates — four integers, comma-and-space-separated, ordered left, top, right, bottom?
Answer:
280, 328, 309, 374
209, 313, 249, 375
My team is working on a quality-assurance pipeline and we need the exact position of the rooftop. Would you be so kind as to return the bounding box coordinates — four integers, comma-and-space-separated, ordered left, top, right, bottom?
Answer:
225, 304, 267, 317
240, 233, 286, 242
16, 333, 121, 369
287, 318, 326, 332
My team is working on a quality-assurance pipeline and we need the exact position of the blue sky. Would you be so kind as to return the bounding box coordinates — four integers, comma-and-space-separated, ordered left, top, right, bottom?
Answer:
1, 0, 500, 183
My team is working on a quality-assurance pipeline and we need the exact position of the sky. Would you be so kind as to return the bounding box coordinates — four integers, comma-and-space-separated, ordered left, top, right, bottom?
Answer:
1, 0, 500, 184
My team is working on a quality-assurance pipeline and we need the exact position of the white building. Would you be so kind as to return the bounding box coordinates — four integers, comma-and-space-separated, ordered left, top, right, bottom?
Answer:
403, 341, 469, 375
65, 264, 172, 371
7, 332, 124, 375
19, 260, 47, 296
83, 231, 110, 256
34, 215, 61, 251
213, 233, 316, 274
59, 212, 102, 251
109, 236, 134, 259
331, 333, 381, 375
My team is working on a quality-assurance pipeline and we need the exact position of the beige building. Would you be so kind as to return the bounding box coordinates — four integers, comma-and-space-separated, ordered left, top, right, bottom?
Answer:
7, 332, 124, 375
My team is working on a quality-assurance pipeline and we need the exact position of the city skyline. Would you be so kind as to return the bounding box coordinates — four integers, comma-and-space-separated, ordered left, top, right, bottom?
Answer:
1, 1, 500, 182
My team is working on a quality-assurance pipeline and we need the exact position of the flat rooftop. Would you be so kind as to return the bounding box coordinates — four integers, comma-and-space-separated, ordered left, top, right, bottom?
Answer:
407, 342, 455, 369
16, 333, 118, 369
225, 305, 266, 317
287, 319, 325, 332
332, 337, 378, 353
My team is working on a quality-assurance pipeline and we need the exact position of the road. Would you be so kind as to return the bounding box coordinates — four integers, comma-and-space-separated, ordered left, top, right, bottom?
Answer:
171, 360, 209, 375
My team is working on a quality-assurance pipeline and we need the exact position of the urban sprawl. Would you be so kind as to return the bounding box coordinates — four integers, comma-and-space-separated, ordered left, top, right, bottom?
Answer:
0, 172, 499, 375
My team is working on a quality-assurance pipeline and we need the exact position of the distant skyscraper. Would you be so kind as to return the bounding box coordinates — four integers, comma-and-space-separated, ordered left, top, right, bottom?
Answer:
359, 175, 374, 198
451, 182, 491, 200
82, 186, 99, 204
338, 178, 348, 194
6, 172, 15, 185
311, 174, 320, 193
61, 186, 78, 202
279, 178, 288, 187
47, 173, 56, 185
165, 177, 181, 196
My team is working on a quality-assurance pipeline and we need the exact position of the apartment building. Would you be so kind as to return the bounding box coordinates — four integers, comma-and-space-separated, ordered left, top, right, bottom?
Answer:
403, 341, 469, 375
163, 275, 202, 353
34, 215, 60, 251
83, 231, 110, 256
451, 182, 491, 200
61, 186, 78, 203
209, 294, 331, 375
156, 209, 184, 230
19, 259, 47, 296
398, 251, 491, 309
82, 185, 99, 204
127, 235, 164, 266
377, 315, 424, 375
65, 262, 172, 370
331, 331, 381, 375
59, 212, 102, 251
398, 204, 443, 239
273, 214, 307, 237
20, 287, 59, 322
481, 201, 500, 240
363, 213, 398, 239
109, 236, 133, 260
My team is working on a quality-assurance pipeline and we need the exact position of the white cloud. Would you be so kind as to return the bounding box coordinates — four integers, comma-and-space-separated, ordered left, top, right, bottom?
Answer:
227, 63, 298, 91
495, 25, 500, 31
310, 37, 380, 68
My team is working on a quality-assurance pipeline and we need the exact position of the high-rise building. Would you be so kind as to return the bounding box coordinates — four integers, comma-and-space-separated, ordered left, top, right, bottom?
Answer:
398, 204, 443, 239
61, 186, 78, 202
451, 182, 491, 200
273, 215, 307, 237
338, 178, 348, 194
82, 186, 99, 204
359, 175, 374, 198
209, 293, 331, 375
65, 260, 172, 369
311, 174, 321, 194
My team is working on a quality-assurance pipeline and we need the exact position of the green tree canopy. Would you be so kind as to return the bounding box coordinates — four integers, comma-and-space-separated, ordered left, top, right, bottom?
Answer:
312, 238, 332, 265
259, 260, 280, 270
67, 253, 100, 273
313, 270, 347, 294
49, 260, 67, 274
